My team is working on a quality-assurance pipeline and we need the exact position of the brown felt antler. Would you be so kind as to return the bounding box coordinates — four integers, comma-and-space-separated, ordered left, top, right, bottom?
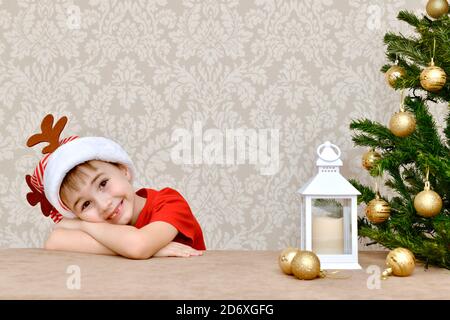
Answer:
26, 114, 68, 154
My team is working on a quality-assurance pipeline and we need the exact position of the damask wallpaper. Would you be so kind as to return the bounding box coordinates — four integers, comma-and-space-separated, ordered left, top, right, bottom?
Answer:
0, 0, 445, 250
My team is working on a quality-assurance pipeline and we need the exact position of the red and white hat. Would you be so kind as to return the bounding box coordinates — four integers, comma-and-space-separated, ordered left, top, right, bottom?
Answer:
26, 114, 135, 223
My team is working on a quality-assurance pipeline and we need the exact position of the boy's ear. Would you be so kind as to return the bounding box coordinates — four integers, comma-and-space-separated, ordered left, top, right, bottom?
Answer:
117, 164, 131, 181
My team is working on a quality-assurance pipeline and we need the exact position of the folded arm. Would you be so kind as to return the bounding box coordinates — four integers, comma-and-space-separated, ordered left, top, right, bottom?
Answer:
48, 218, 201, 259
44, 228, 117, 256
79, 220, 179, 259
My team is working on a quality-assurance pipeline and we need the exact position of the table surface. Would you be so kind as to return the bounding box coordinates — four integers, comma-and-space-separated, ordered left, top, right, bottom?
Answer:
0, 249, 448, 300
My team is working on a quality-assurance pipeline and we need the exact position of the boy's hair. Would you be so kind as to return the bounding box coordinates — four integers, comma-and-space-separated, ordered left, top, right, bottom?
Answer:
59, 160, 120, 209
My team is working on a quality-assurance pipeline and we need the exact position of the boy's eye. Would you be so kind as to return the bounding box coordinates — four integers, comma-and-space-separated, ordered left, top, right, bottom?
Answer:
81, 201, 90, 211
100, 179, 108, 188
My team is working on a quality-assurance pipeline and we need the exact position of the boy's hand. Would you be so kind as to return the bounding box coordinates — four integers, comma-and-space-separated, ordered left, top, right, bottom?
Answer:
54, 218, 83, 231
153, 241, 204, 258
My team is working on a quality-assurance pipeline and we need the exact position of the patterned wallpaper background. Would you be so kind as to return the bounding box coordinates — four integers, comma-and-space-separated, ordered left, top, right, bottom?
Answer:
0, 0, 446, 250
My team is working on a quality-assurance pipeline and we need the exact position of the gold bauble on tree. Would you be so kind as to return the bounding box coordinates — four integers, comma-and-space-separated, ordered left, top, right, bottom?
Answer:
426, 0, 449, 19
382, 248, 415, 278
291, 251, 321, 280
389, 110, 416, 137
366, 192, 391, 224
278, 247, 300, 275
385, 65, 406, 88
362, 149, 381, 170
420, 59, 447, 92
414, 181, 443, 218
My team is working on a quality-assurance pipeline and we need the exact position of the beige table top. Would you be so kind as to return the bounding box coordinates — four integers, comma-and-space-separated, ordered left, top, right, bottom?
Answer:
0, 249, 448, 300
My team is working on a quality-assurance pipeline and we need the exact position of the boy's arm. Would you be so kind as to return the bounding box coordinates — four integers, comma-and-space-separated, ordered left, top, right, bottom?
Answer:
79, 220, 178, 259
44, 228, 117, 256
45, 227, 201, 258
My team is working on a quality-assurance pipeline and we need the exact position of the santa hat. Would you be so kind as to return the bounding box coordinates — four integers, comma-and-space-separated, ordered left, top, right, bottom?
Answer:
26, 114, 135, 222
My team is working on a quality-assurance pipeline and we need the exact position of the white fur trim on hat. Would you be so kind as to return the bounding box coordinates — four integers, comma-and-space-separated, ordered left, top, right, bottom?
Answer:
43, 137, 136, 218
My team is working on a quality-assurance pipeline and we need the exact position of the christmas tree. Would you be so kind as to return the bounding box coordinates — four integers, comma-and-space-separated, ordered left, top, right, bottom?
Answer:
349, 1, 449, 269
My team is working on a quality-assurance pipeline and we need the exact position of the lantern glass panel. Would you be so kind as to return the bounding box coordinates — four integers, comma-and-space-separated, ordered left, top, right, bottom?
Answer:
311, 198, 352, 255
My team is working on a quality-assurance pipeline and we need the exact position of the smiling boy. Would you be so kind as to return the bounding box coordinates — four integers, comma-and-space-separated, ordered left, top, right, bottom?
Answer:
25, 115, 206, 259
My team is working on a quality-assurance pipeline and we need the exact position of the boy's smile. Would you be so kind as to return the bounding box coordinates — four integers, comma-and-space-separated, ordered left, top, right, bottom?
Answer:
60, 160, 146, 225
108, 199, 123, 221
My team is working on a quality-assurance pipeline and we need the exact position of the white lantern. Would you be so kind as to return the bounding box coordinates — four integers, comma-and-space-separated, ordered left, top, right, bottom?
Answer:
297, 141, 361, 269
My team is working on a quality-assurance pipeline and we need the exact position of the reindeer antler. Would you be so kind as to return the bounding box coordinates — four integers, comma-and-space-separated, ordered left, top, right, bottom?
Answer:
26, 114, 68, 154
25, 174, 53, 216
25, 174, 63, 223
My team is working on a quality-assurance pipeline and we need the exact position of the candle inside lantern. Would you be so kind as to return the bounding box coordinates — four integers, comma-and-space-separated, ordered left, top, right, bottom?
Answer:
312, 215, 344, 254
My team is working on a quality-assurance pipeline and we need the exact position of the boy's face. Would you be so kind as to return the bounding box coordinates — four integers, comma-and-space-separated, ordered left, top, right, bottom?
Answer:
62, 160, 135, 224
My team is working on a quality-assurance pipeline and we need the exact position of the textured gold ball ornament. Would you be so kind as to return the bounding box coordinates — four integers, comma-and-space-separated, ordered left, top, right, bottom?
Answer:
414, 181, 443, 218
362, 149, 381, 170
278, 247, 300, 275
420, 60, 447, 92
382, 248, 415, 278
291, 251, 321, 280
426, 0, 449, 19
389, 110, 416, 137
365, 192, 391, 224
385, 65, 406, 88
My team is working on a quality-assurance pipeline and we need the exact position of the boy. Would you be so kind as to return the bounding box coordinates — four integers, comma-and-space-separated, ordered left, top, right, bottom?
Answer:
26, 115, 206, 259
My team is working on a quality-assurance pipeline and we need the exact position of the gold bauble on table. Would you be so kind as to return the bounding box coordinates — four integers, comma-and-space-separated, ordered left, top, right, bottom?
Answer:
389, 110, 416, 137
362, 149, 381, 170
365, 192, 391, 224
278, 247, 300, 275
420, 60, 447, 92
382, 248, 415, 278
426, 0, 449, 19
291, 251, 321, 280
414, 182, 443, 218
385, 65, 406, 88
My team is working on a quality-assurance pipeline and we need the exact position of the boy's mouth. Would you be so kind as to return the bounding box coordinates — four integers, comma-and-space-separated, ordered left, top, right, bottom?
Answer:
108, 200, 123, 220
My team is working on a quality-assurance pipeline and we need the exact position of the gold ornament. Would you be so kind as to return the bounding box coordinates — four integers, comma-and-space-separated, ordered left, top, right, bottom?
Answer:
366, 192, 391, 224
420, 59, 447, 92
426, 0, 449, 19
414, 183, 443, 218
291, 251, 321, 280
278, 247, 300, 275
389, 110, 416, 137
362, 149, 381, 170
385, 65, 406, 88
382, 248, 415, 278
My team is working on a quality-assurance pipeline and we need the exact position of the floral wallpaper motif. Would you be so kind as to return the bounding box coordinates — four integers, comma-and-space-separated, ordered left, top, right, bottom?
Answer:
0, 0, 443, 250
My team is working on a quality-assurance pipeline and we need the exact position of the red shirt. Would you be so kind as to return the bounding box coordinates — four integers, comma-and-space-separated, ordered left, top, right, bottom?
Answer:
134, 187, 206, 250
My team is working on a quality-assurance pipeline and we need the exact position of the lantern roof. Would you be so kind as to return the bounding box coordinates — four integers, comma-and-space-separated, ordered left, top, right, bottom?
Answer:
297, 141, 361, 196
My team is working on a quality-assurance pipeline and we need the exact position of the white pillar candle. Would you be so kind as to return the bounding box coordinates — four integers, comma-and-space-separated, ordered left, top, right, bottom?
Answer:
312, 216, 344, 254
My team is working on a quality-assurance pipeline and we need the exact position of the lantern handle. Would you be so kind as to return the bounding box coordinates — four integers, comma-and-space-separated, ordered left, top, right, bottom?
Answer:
317, 141, 341, 162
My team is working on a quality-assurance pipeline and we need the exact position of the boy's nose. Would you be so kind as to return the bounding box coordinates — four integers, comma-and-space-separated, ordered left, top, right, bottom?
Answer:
98, 197, 114, 219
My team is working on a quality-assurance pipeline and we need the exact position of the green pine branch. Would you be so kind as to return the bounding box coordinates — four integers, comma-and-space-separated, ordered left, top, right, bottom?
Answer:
397, 10, 422, 28
359, 222, 449, 268
384, 32, 428, 65
383, 11, 450, 102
